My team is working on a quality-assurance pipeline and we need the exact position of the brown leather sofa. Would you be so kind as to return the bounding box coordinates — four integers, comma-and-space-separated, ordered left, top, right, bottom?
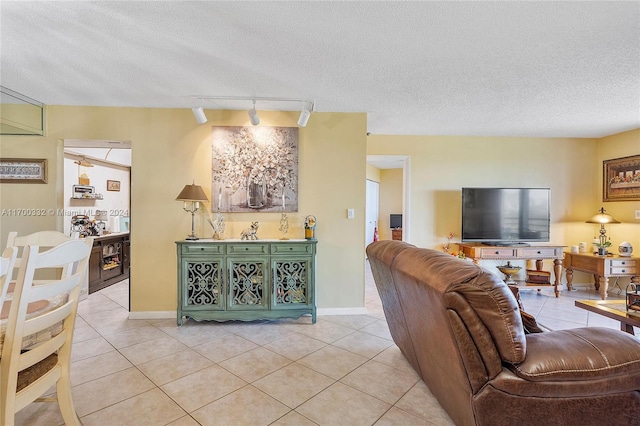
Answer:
367, 240, 640, 426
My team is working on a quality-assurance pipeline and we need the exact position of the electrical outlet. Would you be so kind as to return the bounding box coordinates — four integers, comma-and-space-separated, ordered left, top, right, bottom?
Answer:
347, 208, 355, 219
635, 210, 640, 219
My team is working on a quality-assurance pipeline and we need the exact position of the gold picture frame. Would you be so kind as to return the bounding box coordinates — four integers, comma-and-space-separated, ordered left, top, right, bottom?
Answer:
107, 180, 121, 191
0, 158, 47, 183
603, 154, 640, 201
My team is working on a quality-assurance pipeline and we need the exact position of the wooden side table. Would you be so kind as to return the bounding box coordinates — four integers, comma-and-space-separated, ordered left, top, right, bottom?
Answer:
564, 252, 638, 300
391, 228, 402, 241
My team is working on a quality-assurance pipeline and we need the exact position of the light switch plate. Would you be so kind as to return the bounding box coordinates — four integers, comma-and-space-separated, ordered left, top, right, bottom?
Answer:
635, 210, 640, 219
347, 208, 355, 219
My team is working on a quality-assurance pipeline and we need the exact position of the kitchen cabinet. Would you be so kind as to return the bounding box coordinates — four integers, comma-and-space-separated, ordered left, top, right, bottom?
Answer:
88, 232, 130, 294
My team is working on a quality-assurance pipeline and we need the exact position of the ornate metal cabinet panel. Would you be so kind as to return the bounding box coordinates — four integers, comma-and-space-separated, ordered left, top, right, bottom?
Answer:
228, 257, 268, 310
176, 240, 316, 325
272, 258, 312, 308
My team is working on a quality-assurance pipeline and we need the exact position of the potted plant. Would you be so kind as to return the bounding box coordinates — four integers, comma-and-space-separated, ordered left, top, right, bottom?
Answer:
595, 240, 611, 256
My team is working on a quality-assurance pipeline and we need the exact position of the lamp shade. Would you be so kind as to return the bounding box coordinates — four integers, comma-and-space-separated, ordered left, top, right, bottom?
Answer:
175, 183, 209, 202
586, 207, 620, 224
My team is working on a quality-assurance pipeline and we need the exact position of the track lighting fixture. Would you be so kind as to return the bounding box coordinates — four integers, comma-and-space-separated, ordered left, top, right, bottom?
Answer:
248, 100, 260, 125
298, 109, 311, 127
190, 96, 315, 127
192, 107, 207, 124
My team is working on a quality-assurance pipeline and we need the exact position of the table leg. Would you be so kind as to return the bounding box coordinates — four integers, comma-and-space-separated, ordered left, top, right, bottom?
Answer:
621, 322, 635, 335
593, 274, 600, 291
597, 275, 608, 300
553, 259, 562, 297
566, 267, 574, 291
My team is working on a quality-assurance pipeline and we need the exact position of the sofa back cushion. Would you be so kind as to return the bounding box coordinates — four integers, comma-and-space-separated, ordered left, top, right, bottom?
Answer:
393, 246, 527, 363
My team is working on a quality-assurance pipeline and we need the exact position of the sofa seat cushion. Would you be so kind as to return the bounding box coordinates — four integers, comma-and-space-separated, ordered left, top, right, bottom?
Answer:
493, 327, 640, 397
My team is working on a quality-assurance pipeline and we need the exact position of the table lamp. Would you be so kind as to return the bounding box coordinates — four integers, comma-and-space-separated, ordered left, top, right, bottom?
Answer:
586, 207, 620, 254
176, 182, 209, 240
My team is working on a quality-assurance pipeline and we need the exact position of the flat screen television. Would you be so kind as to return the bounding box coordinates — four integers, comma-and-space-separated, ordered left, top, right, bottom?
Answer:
461, 187, 550, 245
390, 214, 402, 229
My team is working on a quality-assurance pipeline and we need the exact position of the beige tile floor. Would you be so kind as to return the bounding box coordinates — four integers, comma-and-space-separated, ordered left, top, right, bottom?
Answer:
15, 262, 636, 426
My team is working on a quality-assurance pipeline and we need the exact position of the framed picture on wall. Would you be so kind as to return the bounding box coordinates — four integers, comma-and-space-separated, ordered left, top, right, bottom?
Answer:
107, 180, 121, 191
603, 154, 640, 201
0, 158, 47, 183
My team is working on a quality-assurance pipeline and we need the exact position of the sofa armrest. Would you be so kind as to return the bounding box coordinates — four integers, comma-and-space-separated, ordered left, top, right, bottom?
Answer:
509, 327, 640, 383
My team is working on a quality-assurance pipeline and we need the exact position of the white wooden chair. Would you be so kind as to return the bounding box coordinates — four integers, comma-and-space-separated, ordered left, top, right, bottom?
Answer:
0, 238, 93, 425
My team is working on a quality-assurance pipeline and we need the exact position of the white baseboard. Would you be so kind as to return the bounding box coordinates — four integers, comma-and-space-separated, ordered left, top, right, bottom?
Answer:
129, 308, 369, 320
317, 307, 368, 316
129, 311, 176, 320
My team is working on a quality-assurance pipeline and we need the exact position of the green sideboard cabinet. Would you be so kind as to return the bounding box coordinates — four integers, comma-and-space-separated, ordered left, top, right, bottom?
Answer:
176, 239, 317, 325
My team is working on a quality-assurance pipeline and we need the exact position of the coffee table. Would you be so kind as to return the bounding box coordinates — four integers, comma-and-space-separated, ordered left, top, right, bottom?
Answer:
575, 299, 640, 335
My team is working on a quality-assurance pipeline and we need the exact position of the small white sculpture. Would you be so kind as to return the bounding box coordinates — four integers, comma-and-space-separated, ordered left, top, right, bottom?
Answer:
240, 222, 259, 240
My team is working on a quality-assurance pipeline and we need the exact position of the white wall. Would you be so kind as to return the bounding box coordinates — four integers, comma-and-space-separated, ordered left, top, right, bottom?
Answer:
63, 154, 130, 235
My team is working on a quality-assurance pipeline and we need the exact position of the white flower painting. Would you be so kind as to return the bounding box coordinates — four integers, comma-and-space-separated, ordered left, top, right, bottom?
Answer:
212, 126, 298, 212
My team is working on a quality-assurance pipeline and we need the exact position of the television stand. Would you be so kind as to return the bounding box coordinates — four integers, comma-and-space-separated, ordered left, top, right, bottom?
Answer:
459, 243, 566, 297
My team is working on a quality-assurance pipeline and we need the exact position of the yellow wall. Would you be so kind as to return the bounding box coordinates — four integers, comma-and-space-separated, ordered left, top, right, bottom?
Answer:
595, 129, 640, 250
367, 135, 601, 249
365, 164, 380, 182
1, 106, 368, 313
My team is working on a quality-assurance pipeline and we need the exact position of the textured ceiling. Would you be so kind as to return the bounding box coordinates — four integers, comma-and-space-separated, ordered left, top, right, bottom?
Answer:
1, 1, 639, 138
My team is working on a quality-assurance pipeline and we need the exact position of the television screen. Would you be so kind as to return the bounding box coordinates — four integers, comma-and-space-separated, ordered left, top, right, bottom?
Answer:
461, 188, 550, 244
390, 214, 402, 229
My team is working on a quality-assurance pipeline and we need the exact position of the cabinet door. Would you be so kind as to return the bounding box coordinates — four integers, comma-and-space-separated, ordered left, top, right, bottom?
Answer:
182, 258, 225, 310
227, 258, 268, 310
271, 257, 313, 308
122, 238, 130, 272
89, 245, 102, 285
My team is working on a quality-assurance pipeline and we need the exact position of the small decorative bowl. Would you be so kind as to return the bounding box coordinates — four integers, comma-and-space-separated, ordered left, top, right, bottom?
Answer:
497, 261, 522, 284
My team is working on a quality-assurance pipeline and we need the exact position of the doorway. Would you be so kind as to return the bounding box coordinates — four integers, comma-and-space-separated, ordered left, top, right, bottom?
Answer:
62, 139, 131, 309
366, 155, 410, 245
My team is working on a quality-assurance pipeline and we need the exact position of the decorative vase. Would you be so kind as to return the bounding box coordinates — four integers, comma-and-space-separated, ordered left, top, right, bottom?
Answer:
619, 242, 633, 257
246, 176, 266, 209
597, 247, 607, 256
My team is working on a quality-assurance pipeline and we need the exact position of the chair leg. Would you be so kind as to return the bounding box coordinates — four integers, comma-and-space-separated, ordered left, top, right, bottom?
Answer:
56, 376, 81, 426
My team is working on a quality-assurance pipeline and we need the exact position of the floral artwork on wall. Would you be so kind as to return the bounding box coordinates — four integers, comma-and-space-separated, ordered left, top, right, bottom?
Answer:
212, 126, 298, 212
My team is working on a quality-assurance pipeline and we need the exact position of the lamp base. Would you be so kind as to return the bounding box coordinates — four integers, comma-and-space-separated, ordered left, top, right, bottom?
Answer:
186, 235, 199, 241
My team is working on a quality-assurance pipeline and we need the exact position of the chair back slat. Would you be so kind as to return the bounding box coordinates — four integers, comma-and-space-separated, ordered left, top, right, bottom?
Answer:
6, 231, 79, 275
22, 301, 74, 337
7, 231, 79, 249
25, 276, 82, 304
18, 332, 67, 372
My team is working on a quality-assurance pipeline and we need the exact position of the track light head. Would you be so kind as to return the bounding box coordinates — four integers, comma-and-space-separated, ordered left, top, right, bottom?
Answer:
298, 109, 311, 127
192, 107, 207, 124
248, 101, 260, 125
